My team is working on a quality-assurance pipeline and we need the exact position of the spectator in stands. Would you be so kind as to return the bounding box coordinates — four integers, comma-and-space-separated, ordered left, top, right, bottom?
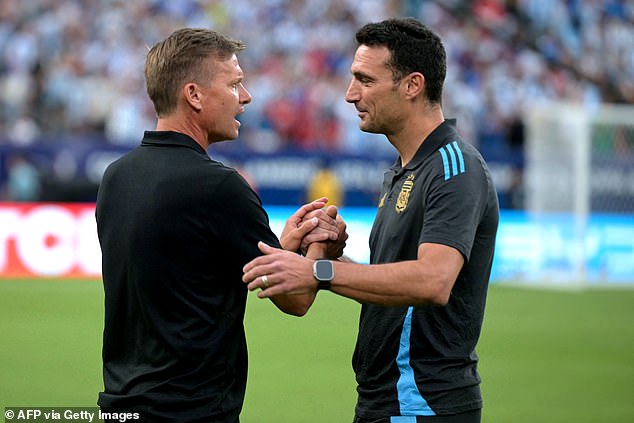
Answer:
1, 0, 633, 204
4, 153, 40, 201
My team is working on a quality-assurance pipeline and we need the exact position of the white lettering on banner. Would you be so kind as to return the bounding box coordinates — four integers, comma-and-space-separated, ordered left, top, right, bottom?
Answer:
17, 206, 76, 275
0, 204, 101, 278
77, 209, 102, 274
244, 158, 317, 188
243, 157, 390, 191
333, 160, 391, 191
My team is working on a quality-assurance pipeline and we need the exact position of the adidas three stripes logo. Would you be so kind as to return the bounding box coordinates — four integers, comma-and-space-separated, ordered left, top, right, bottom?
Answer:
439, 141, 465, 180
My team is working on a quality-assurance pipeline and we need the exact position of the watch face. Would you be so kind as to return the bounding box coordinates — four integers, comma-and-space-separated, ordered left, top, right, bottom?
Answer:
315, 260, 334, 281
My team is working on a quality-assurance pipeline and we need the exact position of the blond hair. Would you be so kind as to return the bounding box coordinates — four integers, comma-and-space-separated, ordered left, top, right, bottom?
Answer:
145, 28, 245, 117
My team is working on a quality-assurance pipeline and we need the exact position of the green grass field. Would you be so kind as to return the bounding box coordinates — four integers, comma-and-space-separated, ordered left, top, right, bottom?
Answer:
1, 280, 633, 422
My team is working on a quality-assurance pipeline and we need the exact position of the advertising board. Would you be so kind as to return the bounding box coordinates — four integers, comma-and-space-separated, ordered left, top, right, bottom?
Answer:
0, 204, 631, 284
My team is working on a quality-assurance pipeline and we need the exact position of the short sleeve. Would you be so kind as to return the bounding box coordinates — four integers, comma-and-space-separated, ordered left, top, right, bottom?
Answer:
419, 156, 488, 260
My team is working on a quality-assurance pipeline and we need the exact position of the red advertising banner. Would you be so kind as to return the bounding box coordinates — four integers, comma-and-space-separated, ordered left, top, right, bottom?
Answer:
0, 203, 101, 279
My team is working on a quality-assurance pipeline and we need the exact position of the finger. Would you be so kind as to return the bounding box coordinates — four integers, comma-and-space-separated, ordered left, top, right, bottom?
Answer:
258, 241, 280, 254
336, 217, 348, 242
244, 263, 278, 288
325, 204, 338, 218
310, 211, 338, 237
248, 279, 264, 291
305, 213, 337, 234
248, 277, 267, 291
294, 217, 319, 238
314, 219, 338, 233
303, 208, 323, 220
302, 232, 332, 245
242, 250, 277, 275
314, 207, 337, 219
304, 226, 339, 244
310, 208, 337, 223
257, 284, 284, 298
310, 196, 329, 204
259, 274, 269, 290
304, 197, 329, 214
293, 199, 328, 220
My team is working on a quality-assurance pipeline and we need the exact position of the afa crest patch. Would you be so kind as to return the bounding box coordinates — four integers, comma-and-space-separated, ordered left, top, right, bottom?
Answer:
395, 174, 415, 213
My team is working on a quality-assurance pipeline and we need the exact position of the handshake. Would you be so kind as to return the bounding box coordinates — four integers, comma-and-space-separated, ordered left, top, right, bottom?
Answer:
242, 197, 348, 306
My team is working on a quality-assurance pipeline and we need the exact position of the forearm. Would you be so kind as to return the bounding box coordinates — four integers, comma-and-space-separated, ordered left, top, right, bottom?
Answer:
270, 293, 315, 316
244, 243, 459, 307
336, 255, 355, 263
329, 260, 450, 306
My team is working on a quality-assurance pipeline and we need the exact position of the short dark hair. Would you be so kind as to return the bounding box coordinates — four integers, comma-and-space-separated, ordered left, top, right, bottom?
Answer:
145, 28, 246, 117
355, 18, 446, 104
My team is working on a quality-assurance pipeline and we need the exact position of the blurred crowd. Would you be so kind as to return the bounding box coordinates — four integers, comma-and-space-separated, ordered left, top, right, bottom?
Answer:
0, 0, 632, 155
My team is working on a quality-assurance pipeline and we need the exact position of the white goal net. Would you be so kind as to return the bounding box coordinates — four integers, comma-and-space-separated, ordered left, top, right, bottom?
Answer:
514, 102, 634, 285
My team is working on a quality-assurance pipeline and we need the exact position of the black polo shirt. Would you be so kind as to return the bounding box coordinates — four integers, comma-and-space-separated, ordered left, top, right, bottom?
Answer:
96, 131, 280, 422
353, 120, 499, 419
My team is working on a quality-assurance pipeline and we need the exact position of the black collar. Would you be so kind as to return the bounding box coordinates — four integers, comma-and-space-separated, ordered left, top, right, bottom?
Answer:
141, 131, 207, 155
391, 119, 459, 173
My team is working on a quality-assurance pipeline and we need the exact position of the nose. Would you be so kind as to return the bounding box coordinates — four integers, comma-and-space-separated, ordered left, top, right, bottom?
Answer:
240, 84, 252, 105
345, 79, 359, 104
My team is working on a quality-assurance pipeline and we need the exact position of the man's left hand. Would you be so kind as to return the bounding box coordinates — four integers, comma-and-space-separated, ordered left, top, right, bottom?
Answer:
243, 242, 316, 297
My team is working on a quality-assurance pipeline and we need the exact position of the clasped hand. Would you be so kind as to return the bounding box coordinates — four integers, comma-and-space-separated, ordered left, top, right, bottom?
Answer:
243, 197, 347, 297
279, 196, 347, 258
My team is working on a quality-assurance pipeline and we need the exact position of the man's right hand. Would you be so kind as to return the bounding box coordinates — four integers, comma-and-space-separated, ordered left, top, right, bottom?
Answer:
279, 197, 339, 253
303, 205, 348, 259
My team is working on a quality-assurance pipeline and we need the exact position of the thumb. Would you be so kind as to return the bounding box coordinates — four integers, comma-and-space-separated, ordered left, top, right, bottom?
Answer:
258, 241, 278, 254
325, 204, 338, 218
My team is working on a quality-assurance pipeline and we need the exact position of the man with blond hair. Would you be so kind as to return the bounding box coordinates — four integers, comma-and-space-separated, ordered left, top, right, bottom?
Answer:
96, 28, 344, 422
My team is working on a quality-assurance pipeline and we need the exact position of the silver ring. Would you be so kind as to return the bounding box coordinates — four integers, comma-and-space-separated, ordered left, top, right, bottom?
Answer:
261, 274, 268, 289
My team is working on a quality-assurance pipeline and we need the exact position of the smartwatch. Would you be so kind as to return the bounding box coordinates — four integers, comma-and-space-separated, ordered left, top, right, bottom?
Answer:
313, 259, 334, 291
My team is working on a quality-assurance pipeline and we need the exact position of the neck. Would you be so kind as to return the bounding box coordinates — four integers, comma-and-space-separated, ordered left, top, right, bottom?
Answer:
390, 105, 444, 167
156, 115, 209, 150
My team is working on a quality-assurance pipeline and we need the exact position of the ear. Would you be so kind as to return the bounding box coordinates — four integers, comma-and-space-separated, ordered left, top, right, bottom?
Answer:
183, 83, 203, 111
403, 72, 425, 100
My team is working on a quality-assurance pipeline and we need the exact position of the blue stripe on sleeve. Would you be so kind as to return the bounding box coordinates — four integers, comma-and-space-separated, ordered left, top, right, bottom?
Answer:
452, 141, 465, 173
445, 144, 459, 177
439, 148, 450, 180
395, 307, 436, 416
390, 417, 418, 423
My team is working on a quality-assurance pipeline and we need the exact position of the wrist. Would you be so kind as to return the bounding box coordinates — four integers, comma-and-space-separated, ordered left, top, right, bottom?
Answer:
313, 259, 334, 291
305, 242, 327, 259
279, 235, 300, 254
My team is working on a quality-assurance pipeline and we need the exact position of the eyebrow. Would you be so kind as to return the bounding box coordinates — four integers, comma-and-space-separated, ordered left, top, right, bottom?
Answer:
352, 70, 374, 81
